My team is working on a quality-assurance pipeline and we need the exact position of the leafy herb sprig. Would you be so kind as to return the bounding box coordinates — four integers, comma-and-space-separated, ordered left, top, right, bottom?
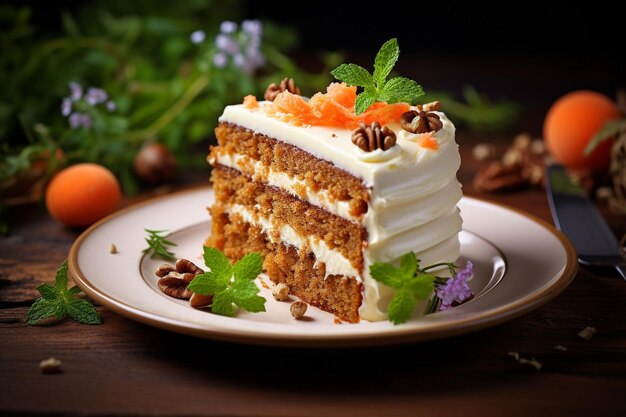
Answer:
331, 38, 424, 114
370, 252, 471, 325
188, 247, 266, 317
27, 260, 101, 325
143, 229, 177, 261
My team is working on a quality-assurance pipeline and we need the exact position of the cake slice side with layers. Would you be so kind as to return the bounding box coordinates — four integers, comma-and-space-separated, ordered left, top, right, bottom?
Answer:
206, 87, 462, 323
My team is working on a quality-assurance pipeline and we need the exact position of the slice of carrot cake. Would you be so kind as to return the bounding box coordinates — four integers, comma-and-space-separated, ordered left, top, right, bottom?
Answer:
207, 85, 462, 323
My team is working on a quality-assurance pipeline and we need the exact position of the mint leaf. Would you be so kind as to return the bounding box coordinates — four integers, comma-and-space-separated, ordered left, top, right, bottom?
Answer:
211, 290, 235, 317
66, 298, 101, 325
235, 294, 266, 313
231, 278, 259, 300
188, 272, 228, 295
408, 274, 436, 299
355, 89, 377, 115
232, 252, 262, 281
373, 38, 399, 87
54, 260, 68, 291
387, 288, 416, 325
26, 259, 101, 326
398, 252, 418, 280
378, 77, 424, 104
26, 298, 62, 325
330, 64, 373, 88
203, 247, 232, 280
67, 286, 81, 297
370, 262, 403, 288
37, 283, 62, 301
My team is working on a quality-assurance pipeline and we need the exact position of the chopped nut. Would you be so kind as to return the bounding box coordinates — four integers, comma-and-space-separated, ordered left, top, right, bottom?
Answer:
157, 277, 192, 299
290, 300, 308, 319
40, 357, 62, 374
473, 161, 527, 192
189, 293, 213, 308
519, 357, 542, 371
553, 345, 568, 351
264, 78, 301, 101
596, 186, 613, 201
503, 148, 523, 166
109, 244, 118, 254
507, 351, 520, 361
530, 139, 546, 155
419, 100, 441, 112
512, 133, 532, 150
272, 283, 290, 301
577, 326, 597, 340
400, 110, 443, 134
472, 143, 496, 161
351, 122, 397, 152
155, 264, 176, 277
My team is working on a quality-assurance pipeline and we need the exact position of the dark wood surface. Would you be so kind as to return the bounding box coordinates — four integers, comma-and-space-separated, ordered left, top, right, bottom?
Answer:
2, 132, 626, 416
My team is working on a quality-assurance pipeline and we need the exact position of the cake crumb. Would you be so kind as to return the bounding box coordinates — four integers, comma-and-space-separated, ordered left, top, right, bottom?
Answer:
519, 357, 542, 371
109, 244, 118, 254
331, 133, 337, 138
553, 345, 568, 351
40, 357, 62, 374
507, 351, 520, 360
577, 326, 597, 340
258, 277, 270, 289
334, 317, 343, 324
290, 300, 307, 319
272, 283, 290, 301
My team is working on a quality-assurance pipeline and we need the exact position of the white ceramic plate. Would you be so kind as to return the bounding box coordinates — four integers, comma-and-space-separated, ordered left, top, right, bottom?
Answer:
68, 187, 577, 348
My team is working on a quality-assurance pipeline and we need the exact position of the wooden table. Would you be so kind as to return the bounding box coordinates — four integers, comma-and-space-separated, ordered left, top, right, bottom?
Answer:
1, 131, 625, 417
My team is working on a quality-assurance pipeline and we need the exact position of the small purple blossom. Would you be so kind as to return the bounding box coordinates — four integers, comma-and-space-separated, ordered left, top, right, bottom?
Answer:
69, 81, 83, 101
80, 113, 92, 129
215, 34, 239, 54
212, 53, 227, 68
242, 20, 262, 37
85, 87, 108, 106
106, 101, 116, 112
190, 30, 206, 44
437, 261, 473, 311
69, 112, 82, 129
220, 21, 237, 34
61, 98, 72, 117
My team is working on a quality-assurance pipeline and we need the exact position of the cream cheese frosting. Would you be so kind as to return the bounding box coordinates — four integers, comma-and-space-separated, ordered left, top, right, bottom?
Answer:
216, 101, 462, 321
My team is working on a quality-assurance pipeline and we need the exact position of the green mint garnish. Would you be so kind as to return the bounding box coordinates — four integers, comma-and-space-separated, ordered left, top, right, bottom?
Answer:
370, 253, 474, 325
331, 38, 425, 114
143, 229, 177, 261
27, 260, 101, 325
188, 247, 266, 317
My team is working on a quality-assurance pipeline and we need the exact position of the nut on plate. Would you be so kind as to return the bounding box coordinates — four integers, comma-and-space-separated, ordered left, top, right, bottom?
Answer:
157, 277, 192, 299
154, 258, 205, 301
272, 283, 290, 301
290, 300, 308, 319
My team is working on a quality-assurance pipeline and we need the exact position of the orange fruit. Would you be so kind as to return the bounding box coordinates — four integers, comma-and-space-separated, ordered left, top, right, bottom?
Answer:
544, 90, 620, 171
46, 163, 122, 228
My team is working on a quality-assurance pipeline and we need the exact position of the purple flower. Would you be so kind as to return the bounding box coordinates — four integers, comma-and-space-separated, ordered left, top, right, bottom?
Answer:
80, 113, 92, 129
242, 20, 262, 37
69, 81, 82, 101
61, 98, 72, 117
215, 34, 239, 54
220, 21, 237, 34
69, 112, 82, 129
233, 53, 246, 69
85, 87, 108, 106
106, 101, 116, 112
437, 261, 473, 311
212, 53, 227, 68
190, 30, 206, 44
